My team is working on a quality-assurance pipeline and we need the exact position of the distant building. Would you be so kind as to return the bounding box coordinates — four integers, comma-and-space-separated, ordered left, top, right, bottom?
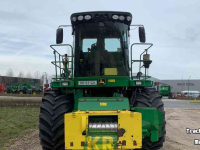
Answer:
134, 74, 200, 93
159, 79, 200, 94
147, 76, 200, 93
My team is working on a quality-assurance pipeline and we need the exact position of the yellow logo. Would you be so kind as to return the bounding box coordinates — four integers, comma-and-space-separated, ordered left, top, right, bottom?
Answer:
98, 78, 106, 86
87, 136, 114, 150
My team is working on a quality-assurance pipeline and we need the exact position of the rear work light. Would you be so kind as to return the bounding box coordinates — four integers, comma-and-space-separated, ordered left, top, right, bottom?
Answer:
135, 81, 142, 85
62, 82, 68, 86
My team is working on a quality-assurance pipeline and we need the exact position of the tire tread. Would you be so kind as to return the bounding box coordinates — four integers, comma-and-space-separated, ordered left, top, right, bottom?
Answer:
133, 88, 166, 150
39, 90, 73, 150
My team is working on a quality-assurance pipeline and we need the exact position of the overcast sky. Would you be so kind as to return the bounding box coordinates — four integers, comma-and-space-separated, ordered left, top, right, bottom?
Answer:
0, 0, 200, 79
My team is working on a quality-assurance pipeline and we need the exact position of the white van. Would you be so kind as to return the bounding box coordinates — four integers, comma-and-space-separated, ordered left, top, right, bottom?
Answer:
181, 91, 200, 98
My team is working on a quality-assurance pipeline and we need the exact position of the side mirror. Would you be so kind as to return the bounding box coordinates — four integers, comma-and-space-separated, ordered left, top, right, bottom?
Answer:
56, 28, 63, 44
139, 26, 146, 43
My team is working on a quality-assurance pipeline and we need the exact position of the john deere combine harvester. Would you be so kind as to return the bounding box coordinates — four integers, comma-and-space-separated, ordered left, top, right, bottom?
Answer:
155, 82, 173, 99
39, 11, 165, 150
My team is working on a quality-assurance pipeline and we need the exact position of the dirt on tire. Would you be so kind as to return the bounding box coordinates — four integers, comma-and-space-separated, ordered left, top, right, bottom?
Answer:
6, 109, 200, 150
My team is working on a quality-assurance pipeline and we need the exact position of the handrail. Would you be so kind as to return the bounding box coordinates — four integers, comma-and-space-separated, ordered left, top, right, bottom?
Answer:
130, 43, 153, 80
50, 44, 74, 80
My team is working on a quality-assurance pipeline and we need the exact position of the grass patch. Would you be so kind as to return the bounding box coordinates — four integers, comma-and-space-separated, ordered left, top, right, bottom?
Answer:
190, 102, 200, 104
177, 98, 200, 100
0, 106, 40, 149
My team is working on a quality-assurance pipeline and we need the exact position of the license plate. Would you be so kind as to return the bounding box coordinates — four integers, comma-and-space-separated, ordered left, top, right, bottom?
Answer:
78, 81, 97, 85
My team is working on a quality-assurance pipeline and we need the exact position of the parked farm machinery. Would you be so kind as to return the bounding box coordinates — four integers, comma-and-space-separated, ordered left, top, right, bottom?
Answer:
5, 82, 42, 95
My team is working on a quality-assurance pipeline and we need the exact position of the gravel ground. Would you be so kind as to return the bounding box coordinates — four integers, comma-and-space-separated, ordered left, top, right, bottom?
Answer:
162, 109, 200, 150
163, 98, 200, 108
6, 109, 200, 150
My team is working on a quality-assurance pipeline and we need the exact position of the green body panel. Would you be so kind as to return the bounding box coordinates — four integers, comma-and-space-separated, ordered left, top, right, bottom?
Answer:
51, 80, 75, 88
130, 80, 152, 87
78, 97, 129, 111
74, 76, 129, 87
74, 89, 83, 111
159, 86, 171, 96
51, 77, 153, 89
132, 107, 163, 142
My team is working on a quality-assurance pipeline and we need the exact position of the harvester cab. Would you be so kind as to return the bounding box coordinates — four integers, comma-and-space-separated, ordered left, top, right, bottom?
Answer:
39, 11, 165, 150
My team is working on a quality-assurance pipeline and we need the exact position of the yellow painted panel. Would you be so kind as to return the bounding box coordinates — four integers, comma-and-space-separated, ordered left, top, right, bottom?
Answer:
65, 111, 142, 150
108, 79, 115, 82
81, 116, 87, 133
65, 113, 87, 149
104, 68, 117, 75
100, 103, 107, 106
118, 111, 142, 149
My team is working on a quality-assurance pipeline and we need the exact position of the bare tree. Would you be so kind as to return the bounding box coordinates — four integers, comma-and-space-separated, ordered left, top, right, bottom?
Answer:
26, 72, 32, 78
18, 71, 24, 83
26, 72, 33, 83
6, 69, 14, 85
40, 74, 44, 86
18, 71, 24, 77
34, 71, 41, 79
6, 69, 14, 77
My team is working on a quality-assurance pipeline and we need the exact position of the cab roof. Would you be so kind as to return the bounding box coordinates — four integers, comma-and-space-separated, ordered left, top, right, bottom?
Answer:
70, 11, 132, 26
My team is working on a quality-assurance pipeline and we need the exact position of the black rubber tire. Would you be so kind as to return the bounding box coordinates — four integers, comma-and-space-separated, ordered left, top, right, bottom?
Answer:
39, 90, 73, 150
132, 88, 166, 150
168, 93, 173, 99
